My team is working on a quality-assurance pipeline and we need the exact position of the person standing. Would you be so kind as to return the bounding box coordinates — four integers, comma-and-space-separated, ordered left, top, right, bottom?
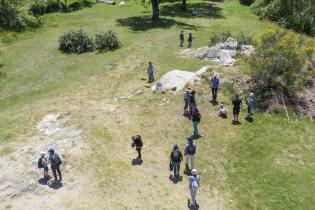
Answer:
147, 62, 155, 83
180, 31, 184, 47
188, 169, 200, 207
183, 88, 191, 116
191, 107, 201, 138
247, 93, 255, 117
187, 33, 193, 48
210, 74, 220, 102
132, 135, 143, 159
184, 137, 196, 173
232, 94, 242, 123
38, 151, 49, 179
170, 144, 183, 178
48, 148, 62, 182
189, 90, 196, 117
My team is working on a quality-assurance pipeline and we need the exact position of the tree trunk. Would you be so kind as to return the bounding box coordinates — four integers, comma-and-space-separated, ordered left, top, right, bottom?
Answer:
151, 0, 159, 21
182, 0, 186, 11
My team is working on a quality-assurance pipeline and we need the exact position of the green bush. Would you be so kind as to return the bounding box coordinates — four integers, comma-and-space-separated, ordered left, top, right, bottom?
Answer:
59, 28, 94, 54
209, 31, 232, 46
20, 12, 42, 28
46, 0, 62, 13
248, 28, 308, 109
95, 30, 121, 52
239, 0, 255, 6
251, 0, 315, 35
30, 0, 47, 16
68, 0, 93, 11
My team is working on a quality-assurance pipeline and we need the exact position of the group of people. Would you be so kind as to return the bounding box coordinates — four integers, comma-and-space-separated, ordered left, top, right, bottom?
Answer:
38, 148, 63, 183
180, 31, 193, 48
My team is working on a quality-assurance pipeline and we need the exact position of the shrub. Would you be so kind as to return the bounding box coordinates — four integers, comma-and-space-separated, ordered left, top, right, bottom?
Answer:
59, 28, 94, 54
68, 0, 93, 11
95, 30, 121, 52
30, 0, 47, 16
240, 0, 255, 6
209, 31, 232, 46
46, 0, 62, 13
248, 28, 308, 109
20, 12, 42, 28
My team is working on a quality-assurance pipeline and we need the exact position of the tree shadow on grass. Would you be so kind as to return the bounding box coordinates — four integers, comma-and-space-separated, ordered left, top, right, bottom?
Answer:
160, 2, 224, 19
116, 16, 198, 31
0, 64, 5, 80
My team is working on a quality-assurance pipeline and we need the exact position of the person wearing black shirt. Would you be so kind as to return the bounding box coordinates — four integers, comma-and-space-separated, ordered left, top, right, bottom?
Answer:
170, 144, 183, 178
232, 94, 242, 122
189, 90, 196, 117
132, 135, 143, 159
180, 31, 184, 47
192, 107, 201, 138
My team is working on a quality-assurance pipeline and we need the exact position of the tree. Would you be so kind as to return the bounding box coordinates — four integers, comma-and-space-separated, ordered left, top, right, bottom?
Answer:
182, 0, 186, 11
248, 28, 309, 108
151, 0, 159, 20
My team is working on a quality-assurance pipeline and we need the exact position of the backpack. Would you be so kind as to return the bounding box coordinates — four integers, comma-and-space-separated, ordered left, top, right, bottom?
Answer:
38, 157, 44, 168
187, 144, 196, 155
191, 177, 199, 190
52, 154, 62, 166
172, 150, 180, 162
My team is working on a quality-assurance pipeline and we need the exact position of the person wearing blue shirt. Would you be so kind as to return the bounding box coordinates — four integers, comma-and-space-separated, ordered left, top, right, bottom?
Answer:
210, 74, 220, 102
183, 88, 191, 116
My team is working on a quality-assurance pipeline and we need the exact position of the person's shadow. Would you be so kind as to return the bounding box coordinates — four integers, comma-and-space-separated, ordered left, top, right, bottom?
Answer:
187, 199, 200, 209
169, 174, 183, 184
131, 157, 143, 165
38, 177, 50, 185
48, 181, 63, 189
210, 100, 218, 106
245, 116, 254, 123
231, 120, 242, 125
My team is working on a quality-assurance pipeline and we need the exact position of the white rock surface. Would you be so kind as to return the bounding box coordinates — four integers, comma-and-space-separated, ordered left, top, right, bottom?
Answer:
152, 66, 210, 94
180, 37, 254, 66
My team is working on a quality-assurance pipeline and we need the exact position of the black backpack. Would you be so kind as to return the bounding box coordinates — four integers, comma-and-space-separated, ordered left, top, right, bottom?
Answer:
38, 157, 44, 168
172, 151, 180, 162
52, 154, 62, 166
187, 144, 196, 155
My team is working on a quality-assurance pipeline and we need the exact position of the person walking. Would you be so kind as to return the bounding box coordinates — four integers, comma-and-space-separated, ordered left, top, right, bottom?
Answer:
210, 74, 220, 102
232, 94, 242, 123
187, 33, 193, 48
147, 62, 155, 83
180, 31, 184, 47
247, 92, 255, 117
189, 90, 196, 117
170, 144, 183, 178
183, 88, 191, 116
184, 137, 196, 173
48, 148, 62, 182
132, 135, 143, 159
191, 107, 201, 138
188, 169, 200, 207
38, 151, 49, 179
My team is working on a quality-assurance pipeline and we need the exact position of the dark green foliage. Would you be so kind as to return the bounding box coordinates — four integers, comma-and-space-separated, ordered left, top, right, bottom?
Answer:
59, 28, 94, 54
95, 30, 121, 52
239, 0, 255, 6
251, 0, 315, 35
248, 28, 307, 109
45, 0, 62, 13
0, 0, 41, 30
30, 0, 47, 15
209, 30, 253, 47
68, 0, 93, 11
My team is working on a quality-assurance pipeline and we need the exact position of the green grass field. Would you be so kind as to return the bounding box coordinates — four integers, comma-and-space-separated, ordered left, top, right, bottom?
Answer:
1, 0, 315, 209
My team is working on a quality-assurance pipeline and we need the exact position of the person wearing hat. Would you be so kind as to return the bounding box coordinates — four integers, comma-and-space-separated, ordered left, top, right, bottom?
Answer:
188, 169, 200, 207
48, 148, 63, 182
210, 74, 220, 102
131, 135, 143, 159
183, 88, 191, 116
247, 92, 255, 117
184, 137, 196, 173
38, 151, 49, 179
170, 144, 183, 178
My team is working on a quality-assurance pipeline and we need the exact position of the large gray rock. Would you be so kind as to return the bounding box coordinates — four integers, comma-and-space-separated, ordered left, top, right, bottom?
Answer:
180, 37, 254, 66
